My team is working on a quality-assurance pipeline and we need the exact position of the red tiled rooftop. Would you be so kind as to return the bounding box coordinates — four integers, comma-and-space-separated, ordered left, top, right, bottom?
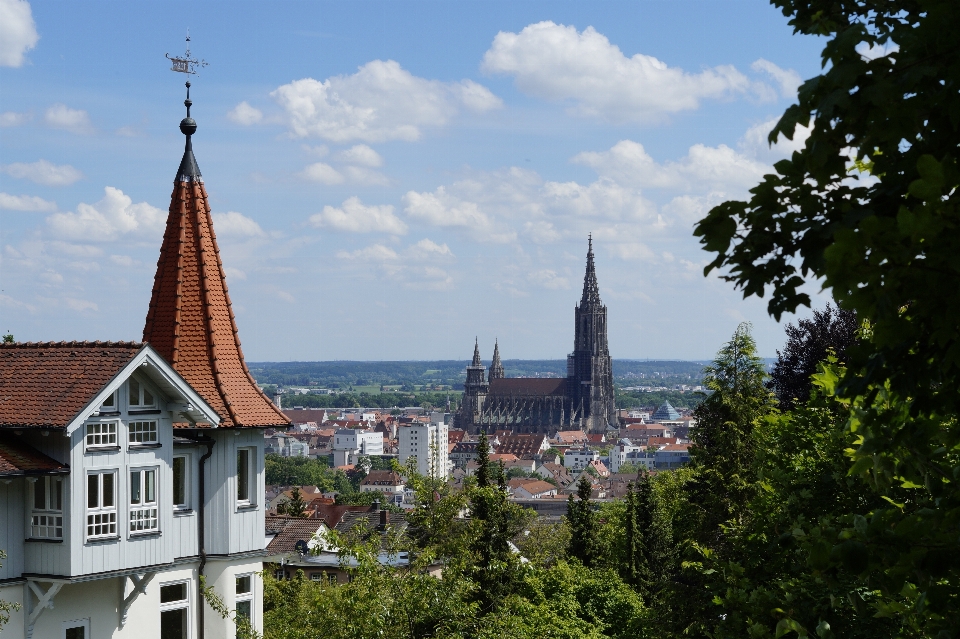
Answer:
142, 166, 288, 428
0, 435, 69, 475
0, 341, 143, 429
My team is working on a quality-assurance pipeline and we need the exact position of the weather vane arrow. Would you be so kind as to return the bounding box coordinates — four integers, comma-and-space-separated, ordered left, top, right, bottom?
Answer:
166, 30, 208, 75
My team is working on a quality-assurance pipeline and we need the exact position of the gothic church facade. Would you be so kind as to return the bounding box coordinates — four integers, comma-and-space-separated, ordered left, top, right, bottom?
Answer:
456, 239, 616, 434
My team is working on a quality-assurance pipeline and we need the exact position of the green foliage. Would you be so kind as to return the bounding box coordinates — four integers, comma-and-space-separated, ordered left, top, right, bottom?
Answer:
265, 454, 333, 490
0, 550, 20, 629
691, 0, 960, 633
1, 334, 13, 344
567, 474, 599, 567
286, 487, 306, 518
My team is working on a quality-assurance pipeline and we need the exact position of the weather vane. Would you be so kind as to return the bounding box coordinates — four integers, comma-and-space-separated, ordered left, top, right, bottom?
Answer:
166, 30, 208, 75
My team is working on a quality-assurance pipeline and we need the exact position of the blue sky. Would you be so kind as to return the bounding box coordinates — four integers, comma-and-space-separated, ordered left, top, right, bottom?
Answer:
0, 0, 830, 361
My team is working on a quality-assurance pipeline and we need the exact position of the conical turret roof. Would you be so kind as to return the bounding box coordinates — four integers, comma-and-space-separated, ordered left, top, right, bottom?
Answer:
142, 87, 288, 428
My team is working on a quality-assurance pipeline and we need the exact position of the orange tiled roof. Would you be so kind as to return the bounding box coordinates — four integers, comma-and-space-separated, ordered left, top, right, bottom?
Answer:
142, 134, 288, 429
0, 341, 143, 428
0, 435, 69, 475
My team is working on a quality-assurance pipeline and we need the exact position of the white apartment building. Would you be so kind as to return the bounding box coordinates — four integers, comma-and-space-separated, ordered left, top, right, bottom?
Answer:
397, 414, 449, 479
331, 429, 384, 467
608, 438, 642, 473
265, 433, 310, 458
563, 446, 600, 471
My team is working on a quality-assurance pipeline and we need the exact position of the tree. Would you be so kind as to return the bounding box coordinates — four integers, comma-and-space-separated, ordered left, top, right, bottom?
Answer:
767, 303, 859, 408
0, 550, 20, 629
567, 474, 598, 567
287, 487, 307, 518
693, 0, 960, 632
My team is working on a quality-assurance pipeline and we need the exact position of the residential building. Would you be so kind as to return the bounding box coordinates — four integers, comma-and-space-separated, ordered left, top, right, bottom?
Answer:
564, 446, 600, 470
0, 92, 287, 639
507, 479, 559, 499
331, 428, 384, 467
359, 470, 405, 505
398, 413, 449, 478
608, 438, 642, 473
265, 433, 310, 457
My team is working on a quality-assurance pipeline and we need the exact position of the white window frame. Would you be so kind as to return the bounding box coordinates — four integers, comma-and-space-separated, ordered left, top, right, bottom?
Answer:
129, 466, 159, 534
99, 390, 119, 413
86, 470, 118, 540
85, 420, 118, 450
62, 618, 91, 639
173, 454, 190, 511
127, 375, 158, 410
159, 580, 190, 639
128, 420, 159, 446
30, 475, 64, 539
235, 573, 255, 631
237, 448, 255, 507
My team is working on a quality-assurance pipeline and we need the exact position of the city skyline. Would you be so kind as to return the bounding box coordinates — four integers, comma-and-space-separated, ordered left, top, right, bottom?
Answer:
0, 0, 831, 360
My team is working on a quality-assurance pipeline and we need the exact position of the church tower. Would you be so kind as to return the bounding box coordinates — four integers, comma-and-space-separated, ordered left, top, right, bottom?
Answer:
458, 338, 488, 432
142, 82, 287, 428
569, 236, 615, 432
489, 340, 505, 381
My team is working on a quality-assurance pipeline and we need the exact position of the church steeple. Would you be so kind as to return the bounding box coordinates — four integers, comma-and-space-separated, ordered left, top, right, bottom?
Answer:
471, 337, 482, 367
489, 339, 504, 381
142, 83, 287, 428
581, 234, 601, 307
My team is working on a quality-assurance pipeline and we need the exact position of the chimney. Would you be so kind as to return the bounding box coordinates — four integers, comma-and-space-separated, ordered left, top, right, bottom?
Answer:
379, 509, 389, 530
371, 499, 380, 512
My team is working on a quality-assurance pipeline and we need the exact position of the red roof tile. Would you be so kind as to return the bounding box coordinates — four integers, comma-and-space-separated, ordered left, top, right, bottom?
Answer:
0, 341, 142, 428
0, 435, 69, 475
142, 157, 288, 428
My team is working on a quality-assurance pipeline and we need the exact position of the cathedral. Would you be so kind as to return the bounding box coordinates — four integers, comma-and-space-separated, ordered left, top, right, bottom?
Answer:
456, 238, 616, 434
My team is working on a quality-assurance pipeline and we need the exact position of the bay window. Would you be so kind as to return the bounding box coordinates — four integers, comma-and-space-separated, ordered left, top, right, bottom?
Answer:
31, 476, 63, 539
86, 470, 117, 539
129, 467, 159, 533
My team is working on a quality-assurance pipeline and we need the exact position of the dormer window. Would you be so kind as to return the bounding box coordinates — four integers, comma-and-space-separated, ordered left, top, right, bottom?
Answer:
128, 377, 157, 410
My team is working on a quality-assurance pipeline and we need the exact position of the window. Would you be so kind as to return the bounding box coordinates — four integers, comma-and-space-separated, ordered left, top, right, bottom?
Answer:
63, 619, 90, 639
31, 476, 63, 538
237, 448, 253, 505
328, 573, 337, 585
99, 391, 118, 412
129, 468, 158, 533
86, 421, 117, 449
236, 574, 253, 637
128, 420, 158, 445
86, 471, 117, 539
128, 376, 157, 409
272, 569, 288, 580
173, 456, 189, 509
160, 581, 189, 639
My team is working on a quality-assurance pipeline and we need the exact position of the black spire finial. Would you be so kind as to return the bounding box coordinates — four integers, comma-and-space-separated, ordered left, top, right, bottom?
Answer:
581, 235, 601, 306
168, 33, 205, 180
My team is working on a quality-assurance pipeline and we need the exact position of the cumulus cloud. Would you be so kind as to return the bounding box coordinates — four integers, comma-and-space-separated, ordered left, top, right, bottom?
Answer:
751, 59, 802, 99
46, 187, 165, 242
0, 192, 56, 212
342, 166, 391, 186
528, 269, 570, 290
0, 111, 30, 126
271, 59, 502, 143
227, 101, 264, 125
336, 239, 455, 290
212, 211, 265, 237
411, 238, 453, 257
44, 104, 92, 134
403, 187, 496, 232
482, 21, 751, 122
739, 117, 812, 162
1, 159, 83, 186
298, 162, 345, 185
309, 196, 407, 235
335, 144, 383, 167
0, 0, 39, 67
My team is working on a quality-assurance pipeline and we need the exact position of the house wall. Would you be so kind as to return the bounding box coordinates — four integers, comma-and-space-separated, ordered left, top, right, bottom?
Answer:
0, 478, 25, 580
204, 429, 265, 556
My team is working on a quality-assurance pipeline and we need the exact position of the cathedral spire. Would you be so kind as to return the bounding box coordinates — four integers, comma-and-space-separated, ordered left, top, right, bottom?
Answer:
472, 337, 482, 367
489, 339, 504, 381
581, 234, 601, 306
142, 84, 287, 428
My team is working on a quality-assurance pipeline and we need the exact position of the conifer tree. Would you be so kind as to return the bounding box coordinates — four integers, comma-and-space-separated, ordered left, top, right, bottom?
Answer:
287, 486, 307, 518
567, 473, 598, 567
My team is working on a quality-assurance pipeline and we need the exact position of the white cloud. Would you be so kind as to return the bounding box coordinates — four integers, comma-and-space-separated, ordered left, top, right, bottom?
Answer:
342, 166, 391, 186
482, 21, 751, 122
0, 111, 30, 126
0, 192, 56, 212
46, 187, 165, 242
270, 59, 501, 143
411, 238, 453, 257
212, 211, 265, 237
336, 240, 455, 290
298, 162, 344, 185
0, 0, 39, 67
739, 117, 812, 162
309, 196, 407, 235
856, 41, 899, 61
64, 297, 97, 312
528, 269, 570, 290
335, 144, 383, 167
1, 159, 82, 186
403, 187, 496, 233
44, 104, 92, 134
227, 101, 264, 125
109, 255, 138, 267
751, 59, 802, 98
337, 243, 399, 261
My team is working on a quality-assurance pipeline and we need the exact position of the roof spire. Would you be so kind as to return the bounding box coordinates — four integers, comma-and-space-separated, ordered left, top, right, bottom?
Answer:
581, 234, 601, 306
489, 339, 504, 381
472, 337, 482, 367
167, 32, 207, 181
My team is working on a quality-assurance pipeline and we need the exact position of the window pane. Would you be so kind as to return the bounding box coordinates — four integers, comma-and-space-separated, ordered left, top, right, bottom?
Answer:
65, 626, 86, 639
146, 470, 155, 503
160, 607, 186, 639
130, 471, 141, 505
160, 583, 187, 603
54, 478, 62, 510
34, 478, 46, 510
173, 457, 185, 506
102, 392, 115, 408
129, 378, 141, 406
144, 387, 155, 406
103, 473, 114, 507
237, 450, 249, 502
236, 575, 251, 594
88, 474, 98, 508
236, 599, 251, 621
